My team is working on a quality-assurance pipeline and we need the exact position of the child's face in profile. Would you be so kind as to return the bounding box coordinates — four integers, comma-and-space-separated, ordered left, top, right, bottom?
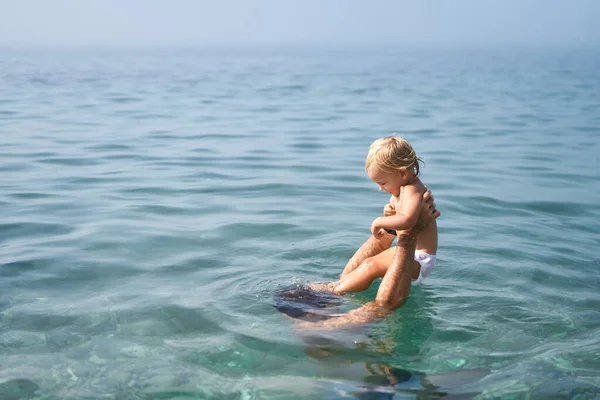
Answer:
367, 166, 407, 197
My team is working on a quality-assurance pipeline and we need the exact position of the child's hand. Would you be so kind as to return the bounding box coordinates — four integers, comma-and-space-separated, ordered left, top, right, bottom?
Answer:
383, 203, 396, 217
371, 217, 386, 238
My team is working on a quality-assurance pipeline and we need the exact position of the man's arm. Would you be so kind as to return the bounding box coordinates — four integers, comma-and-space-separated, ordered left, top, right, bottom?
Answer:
341, 188, 428, 278
375, 230, 417, 309
376, 193, 438, 309
302, 229, 419, 330
297, 190, 439, 330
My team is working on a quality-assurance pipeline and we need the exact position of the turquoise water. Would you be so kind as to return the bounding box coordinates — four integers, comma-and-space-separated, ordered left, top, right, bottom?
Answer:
1, 47, 599, 399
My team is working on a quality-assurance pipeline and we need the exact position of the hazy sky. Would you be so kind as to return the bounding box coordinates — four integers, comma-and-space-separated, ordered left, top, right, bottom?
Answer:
0, 0, 598, 47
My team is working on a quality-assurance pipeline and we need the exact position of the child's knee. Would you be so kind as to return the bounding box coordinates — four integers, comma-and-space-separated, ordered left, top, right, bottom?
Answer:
361, 257, 385, 278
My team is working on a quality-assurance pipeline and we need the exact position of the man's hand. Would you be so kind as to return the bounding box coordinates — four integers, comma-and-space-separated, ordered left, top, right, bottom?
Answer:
415, 187, 440, 233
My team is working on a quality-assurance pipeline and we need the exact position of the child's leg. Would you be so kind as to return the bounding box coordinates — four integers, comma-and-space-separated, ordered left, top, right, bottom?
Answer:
310, 247, 422, 294
333, 247, 396, 294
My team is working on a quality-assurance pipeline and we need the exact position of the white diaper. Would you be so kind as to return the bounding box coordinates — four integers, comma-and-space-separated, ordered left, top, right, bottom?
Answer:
412, 249, 436, 285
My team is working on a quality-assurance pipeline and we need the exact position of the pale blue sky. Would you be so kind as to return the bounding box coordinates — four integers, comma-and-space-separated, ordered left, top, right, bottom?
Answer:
0, 0, 598, 47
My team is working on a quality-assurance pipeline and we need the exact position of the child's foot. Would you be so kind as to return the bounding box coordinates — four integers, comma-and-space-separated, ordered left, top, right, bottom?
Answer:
308, 282, 335, 293
309, 282, 338, 293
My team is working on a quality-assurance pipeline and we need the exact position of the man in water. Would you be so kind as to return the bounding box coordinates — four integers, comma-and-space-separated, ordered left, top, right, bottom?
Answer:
297, 189, 439, 329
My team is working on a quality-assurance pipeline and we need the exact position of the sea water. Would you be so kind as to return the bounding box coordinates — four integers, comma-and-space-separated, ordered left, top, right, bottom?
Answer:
1, 46, 599, 399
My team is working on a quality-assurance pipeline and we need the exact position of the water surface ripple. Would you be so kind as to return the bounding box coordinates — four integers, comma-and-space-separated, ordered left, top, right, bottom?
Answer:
1, 47, 599, 399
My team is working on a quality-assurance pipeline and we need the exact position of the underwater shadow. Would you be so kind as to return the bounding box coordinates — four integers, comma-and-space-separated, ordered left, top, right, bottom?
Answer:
274, 284, 489, 399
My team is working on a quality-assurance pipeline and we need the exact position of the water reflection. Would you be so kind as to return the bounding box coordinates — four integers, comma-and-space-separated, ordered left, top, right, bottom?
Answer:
275, 284, 488, 398
301, 332, 488, 399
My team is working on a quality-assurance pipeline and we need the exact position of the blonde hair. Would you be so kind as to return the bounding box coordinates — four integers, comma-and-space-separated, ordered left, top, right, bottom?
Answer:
365, 136, 422, 176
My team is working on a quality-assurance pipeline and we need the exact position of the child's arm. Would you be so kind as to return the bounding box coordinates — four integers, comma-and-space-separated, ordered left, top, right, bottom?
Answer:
383, 195, 396, 217
371, 186, 423, 236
